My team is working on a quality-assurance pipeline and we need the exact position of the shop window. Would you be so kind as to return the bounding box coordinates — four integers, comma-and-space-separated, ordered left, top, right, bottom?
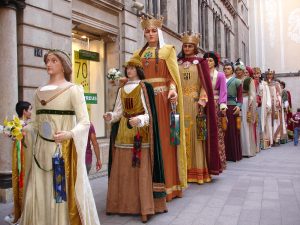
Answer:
72, 33, 105, 137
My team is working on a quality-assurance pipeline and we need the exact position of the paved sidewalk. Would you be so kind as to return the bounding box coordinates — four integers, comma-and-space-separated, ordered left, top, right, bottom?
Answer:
1, 142, 300, 225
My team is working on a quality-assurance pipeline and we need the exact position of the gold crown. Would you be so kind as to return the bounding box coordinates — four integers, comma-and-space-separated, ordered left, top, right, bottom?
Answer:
265, 69, 275, 75
123, 58, 143, 68
140, 15, 164, 29
181, 32, 201, 46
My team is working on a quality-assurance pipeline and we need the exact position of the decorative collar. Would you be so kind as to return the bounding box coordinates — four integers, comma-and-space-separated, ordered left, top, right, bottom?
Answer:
178, 57, 204, 65
126, 80, 141, 85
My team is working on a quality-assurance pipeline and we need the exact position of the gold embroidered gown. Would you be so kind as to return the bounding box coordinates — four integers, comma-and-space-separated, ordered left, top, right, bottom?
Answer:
178, 61, 211, 184
20, 84, 100, 225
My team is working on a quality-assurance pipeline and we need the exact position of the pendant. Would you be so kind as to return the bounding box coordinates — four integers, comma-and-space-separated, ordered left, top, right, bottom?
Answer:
183, 61, 191, 69
40, 121, 52, 139
144, 51, 152, 67
41, 100, 47, 106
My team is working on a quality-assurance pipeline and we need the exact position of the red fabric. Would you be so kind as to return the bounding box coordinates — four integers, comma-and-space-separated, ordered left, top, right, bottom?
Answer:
287, 91, 294, 138
253, 80, 261, 107
86, 123, 96, 164
237, 82, 243, 105
246, 66, 254, 77
178, 57, 221, 175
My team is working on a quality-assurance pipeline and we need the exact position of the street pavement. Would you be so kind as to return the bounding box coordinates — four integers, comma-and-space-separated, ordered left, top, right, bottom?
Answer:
1, 141, 300, 225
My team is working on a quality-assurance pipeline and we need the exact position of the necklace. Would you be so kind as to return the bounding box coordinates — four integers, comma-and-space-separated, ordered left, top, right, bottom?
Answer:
144, 51, 153, 66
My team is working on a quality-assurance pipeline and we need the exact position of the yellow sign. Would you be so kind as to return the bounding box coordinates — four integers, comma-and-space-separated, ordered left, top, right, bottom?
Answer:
73, 50, 91, 113
74, 50, 89, 92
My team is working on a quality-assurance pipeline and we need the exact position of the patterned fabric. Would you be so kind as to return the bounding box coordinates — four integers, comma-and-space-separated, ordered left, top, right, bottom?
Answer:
52, 145, 67, 203
85, 124, 95, 164
214, 100, 226, 170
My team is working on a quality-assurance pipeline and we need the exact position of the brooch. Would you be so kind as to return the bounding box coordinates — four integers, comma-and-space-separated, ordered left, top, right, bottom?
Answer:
193, 60, 199, 65
144, 51, 153, 66
183, 61, 191, 69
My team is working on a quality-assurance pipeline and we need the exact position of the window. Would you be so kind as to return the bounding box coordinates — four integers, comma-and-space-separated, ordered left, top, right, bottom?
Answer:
213, 14, 221, 53
224, 26, 231, 59
198, 0, 208, 50
72, 33, 105, 137
145, 0, 159, 16
178, 0, 187, 33
242, 41, 246, 63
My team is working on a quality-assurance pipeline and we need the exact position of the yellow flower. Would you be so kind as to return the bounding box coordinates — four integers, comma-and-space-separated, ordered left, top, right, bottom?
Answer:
6, 121, 14, 128
15, 133, 23, 141
11, 127, 22, 138
13, 116, 21, 127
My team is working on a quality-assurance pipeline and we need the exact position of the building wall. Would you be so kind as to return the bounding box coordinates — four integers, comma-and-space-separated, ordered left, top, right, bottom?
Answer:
249, 0, 300, 113
18, 0, 73, 102
249, 0, 300, 73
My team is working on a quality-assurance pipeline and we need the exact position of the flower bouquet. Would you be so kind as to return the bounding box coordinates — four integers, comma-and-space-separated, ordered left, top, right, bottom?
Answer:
0, 116, 24, 141
106, 68, 123, 81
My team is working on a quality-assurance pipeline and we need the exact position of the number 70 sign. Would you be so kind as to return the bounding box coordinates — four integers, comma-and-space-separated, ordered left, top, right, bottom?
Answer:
73, 50, 89, 93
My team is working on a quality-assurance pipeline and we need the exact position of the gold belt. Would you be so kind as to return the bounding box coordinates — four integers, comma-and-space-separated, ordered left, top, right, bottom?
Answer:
153, 86, 168, 95
144, 78, 167, 83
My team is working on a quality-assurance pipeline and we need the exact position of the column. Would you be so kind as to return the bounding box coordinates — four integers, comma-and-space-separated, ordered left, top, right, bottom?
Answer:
0, 0, 25, 202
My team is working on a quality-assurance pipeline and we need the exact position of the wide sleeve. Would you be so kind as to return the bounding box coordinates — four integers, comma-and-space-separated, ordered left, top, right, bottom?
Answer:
70, 85, 90, 138
70, 84, 101, 225
248, 79, 256, 106
109, 89, 123, 123
236, 81, 243, 108
218, 73, 227, 109
136, 89, 149, 127
265, 84, 272, 111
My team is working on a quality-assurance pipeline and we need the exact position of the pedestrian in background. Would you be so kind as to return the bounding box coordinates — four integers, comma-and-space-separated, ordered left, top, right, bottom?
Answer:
86, 122, 102, 174
290, 108, 300, 146
4, 101, 32, 225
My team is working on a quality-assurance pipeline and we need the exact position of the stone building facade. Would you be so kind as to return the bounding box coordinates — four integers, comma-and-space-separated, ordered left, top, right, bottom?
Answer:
0, 0, 249, 202
248, 0, 300, 111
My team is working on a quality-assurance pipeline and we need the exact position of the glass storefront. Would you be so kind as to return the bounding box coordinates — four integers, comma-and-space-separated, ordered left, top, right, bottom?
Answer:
72, 34, 105, 137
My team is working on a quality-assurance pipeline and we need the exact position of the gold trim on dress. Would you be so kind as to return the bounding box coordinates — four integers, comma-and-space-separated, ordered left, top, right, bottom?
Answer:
36, 84, 74, 106
144, 78, 167, 83
165, 185, 182, 194
153, 86, 168, 95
